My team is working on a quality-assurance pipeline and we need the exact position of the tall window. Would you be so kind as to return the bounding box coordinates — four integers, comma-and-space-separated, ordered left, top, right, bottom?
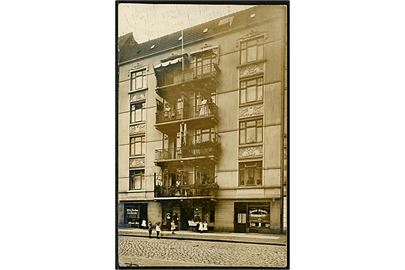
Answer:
239, 161, 262, 186
130, 69, 147, 91
240, 119, 263, 144
130, 136, 146, 156
129, 170, 144, 190
240, 77, 263, 104
130, 102, 146, 123
240, 36, 264, 64
195, 53, 216, 77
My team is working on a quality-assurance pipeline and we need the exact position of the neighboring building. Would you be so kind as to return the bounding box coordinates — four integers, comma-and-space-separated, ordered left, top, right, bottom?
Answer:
117, 5, 288, 233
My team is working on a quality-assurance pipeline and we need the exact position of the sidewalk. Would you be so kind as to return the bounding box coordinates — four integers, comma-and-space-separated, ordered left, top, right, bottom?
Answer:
118, 227, 287, 246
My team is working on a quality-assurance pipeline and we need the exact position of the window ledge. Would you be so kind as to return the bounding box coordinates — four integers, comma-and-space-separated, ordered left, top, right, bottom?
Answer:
239, 100, 263, 108
129, 121, 146, 126
128, 87, 148, 94
239, 143, 263, 148
237, 59, 266, 69
126, 190, 147, 193
129, 154, 145, 158
237, 185, 263, 189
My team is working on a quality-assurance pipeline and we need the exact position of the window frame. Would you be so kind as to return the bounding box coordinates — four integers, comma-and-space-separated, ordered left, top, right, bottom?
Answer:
239, 76, 264, 105
195, 52, 217, 77
130, 69, 147, 91
130, 102, 146, 123
239, 118, 263, 145
129, 135, 146, 156
240, 36, 264, 65
239, 161, 262, 186
129, 169, 144, 190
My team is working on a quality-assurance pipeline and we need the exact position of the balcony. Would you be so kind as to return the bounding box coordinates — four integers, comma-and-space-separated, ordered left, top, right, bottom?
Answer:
155, 136, 220, 165
155, 63, 220, 98
155, 103, 218, 132
155, 183, 219, 198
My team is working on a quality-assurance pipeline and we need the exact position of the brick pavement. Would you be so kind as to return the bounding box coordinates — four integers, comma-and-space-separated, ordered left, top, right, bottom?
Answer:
118, 235, 287, 267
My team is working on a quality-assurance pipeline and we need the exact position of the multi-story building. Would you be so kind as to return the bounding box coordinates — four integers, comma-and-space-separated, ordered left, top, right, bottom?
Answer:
117, 5, 288, 233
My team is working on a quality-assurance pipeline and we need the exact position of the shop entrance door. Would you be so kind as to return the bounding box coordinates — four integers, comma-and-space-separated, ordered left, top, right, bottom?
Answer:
234, 203, 247, 233
180, 205, 194, 230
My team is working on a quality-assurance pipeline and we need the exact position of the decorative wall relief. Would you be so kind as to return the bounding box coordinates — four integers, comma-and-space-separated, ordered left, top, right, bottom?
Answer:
239, 146, 263, 159
239, 104, 264, 118
239, 63, 264, 77
129, 124, 146, 136
129, 157, 145, 168
129, 91, 146, 102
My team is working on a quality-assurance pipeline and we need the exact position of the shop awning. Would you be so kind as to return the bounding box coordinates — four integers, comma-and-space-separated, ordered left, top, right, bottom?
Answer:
154, 57, 183, 69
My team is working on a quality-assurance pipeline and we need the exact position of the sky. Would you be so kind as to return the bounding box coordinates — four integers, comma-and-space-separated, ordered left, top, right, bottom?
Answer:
118, 4, 253, 43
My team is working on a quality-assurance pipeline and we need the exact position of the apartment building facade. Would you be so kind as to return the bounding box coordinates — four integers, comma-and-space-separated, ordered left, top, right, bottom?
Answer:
117, 5, 288, 233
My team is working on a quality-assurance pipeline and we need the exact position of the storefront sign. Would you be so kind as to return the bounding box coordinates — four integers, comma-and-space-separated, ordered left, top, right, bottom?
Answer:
126, 208, 139, 218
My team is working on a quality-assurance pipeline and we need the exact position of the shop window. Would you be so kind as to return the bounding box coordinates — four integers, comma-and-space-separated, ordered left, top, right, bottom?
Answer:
239, 119, 263, 144
130, 102, 146, 123
130, 136, 146, 156
240, 36, 264, 65
239, 161, 262, 186
129, 170, 144, 190
248, 207, 270, 230
130, 69, 147, 91
240, 77, 263, 104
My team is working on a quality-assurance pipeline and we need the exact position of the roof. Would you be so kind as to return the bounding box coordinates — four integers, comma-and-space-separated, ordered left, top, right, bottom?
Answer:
118, 5, 277, 64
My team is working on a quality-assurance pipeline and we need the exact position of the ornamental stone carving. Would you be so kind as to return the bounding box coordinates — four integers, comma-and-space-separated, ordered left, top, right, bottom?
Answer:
239, 63, 264, 77
239, 104, 263, 118
239, 146, 263, 159
129, 124, 146, 135
129, 91, 146, 102
129, 157, 145, 168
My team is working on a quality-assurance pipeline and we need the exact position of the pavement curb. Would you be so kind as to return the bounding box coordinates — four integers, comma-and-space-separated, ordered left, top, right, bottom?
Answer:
118, 232, 287, 246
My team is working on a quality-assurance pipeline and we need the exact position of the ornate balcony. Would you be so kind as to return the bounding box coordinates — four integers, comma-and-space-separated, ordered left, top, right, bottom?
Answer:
155, 134, 220, 164
154, 183, 219, 198
155, 63, 220, 98
155, 145, 219, 165
155, 103, 218, 132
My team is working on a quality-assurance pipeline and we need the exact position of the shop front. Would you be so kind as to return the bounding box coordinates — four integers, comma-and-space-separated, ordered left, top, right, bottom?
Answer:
124, 203, 148, 228
234, 202, 271, 233
160, 199, 215, 231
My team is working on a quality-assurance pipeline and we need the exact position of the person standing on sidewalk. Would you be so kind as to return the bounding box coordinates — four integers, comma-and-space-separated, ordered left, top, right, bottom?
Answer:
170, 220, 176, 234
198, 221, 204, 233
147, 221, 152, 238
155, 222, 161, 238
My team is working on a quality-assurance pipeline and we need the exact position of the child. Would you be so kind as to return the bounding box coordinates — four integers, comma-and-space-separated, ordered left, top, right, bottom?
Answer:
155, 223, 161, 238
147, 221, 152, 238
171, 220, 176, 234
202, 221, 208, 233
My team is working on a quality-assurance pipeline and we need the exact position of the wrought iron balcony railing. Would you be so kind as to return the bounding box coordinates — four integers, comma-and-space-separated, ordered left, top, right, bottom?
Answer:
156, 103, 218, 124
155, 145, 218, 161
156, 63, 219, 89
154, 183, 219, 197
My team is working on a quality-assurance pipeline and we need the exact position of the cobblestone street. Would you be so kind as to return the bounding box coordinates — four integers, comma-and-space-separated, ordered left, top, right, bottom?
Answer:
119, 235, 287, 267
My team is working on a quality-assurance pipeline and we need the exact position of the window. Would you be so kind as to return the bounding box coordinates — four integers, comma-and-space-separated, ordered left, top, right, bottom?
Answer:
130, 136, 146, 156
130, 102, 146, 123
240, 36, 264, 64
195, 165, 215, 184
240, 119, 263, 144
239, 161, 262, 186
194, 128, 215, 144
129, 170, 144, 190
240, 77, 263, 104
130, 69, 147, 91
195, 53, 216, 77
